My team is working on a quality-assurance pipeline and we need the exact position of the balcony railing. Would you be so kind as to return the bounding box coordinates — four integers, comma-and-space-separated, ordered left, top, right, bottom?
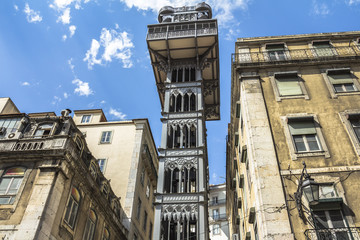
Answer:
209, 199, 226, 206
304, 228, 360, 240
232, 46, 360, 66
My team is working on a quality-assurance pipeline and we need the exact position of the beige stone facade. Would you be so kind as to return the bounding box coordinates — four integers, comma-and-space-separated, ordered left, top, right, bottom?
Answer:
0, 101, 127, 240
227, 31, 360, 239
73, 109, 158, 240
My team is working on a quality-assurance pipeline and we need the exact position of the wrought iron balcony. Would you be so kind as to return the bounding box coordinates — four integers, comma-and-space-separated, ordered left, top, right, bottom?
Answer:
304, 228, 360, 240
232, 46, 360, 67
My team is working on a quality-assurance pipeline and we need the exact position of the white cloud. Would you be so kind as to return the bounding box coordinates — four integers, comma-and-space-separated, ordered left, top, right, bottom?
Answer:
21, 81, 30, 86
62, 34, 67, 41
72, 79, 93, 96
109, 108, 127, 120
69, 25, 76, 37
348, 0, 360, 4
68, 58, 75, 71
24, 3, 43, 23
100, 100, 106, 104
14, 5, 19, 11
311, 0, 330, 16
58, 7, 71, 24
84, 28, 134, 69
63, 92, 69, 98
51, 96, 62, 105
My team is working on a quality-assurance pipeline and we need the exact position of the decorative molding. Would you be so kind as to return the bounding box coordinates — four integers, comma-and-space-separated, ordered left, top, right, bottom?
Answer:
163, 195, 198, 203
168, 119, 197, 126
165, 149, 199, 156
204, 105, 217, 119
203, 81, 219, 97
161, 203, 198, 221
164, 157, 198, 170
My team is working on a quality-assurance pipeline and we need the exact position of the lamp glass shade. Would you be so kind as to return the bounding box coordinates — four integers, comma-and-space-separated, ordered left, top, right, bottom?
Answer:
301, 177, 319, 205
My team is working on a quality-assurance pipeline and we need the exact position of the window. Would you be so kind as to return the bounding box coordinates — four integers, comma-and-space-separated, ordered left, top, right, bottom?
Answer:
149, 222, 153, 240
213, 224, 220, 235
34, 123, 53, 138
143, 211, 148, 231
140, 167, 145, 186
102, 227, 110, 240
102, 183, 109, 198
0, 167, 26, 204
136, 198, 141, 219
288, 120, 321, 152
266, 43, 287, 61
167, 124, 196, 149
64, 187, 81, 229
171, 67, 196, 83
212, 196, 218, 205
83, 209, 97, 240
340, 112, 360, 155
98, 159, 107, 173
313, 210, 350, 239
270, 72, 309, 101
100, 131, 112, 144
89, 162, 98, 180
146, 181, 150, 198
81, 115, 91, 123
313, 41, 336, 57
328, 70, 358, 93
349, 115, 360, 142
0, 118, 21, 137
282, 115, 329, 160
213, 209, 219, 220
133, 234, 138, 240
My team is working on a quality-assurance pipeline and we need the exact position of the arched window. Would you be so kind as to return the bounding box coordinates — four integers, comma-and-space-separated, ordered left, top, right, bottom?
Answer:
167, 126, 174, 148
83, 209, 97, 240
64, 187, 81, 229
190, 93, 196, 111
169, 217, 177, 239
189, 168, 196, 193
190, 125, 196, 147
184, 68, 190, 82
164, 169, 171, 193
34, 123, 53, 138
190, 68, 196, 81
183, 94, 190, 112
174, 125, 181, 148
182, 125, 189, 148
102, 182, 109, 199
175, 94, 182, 112
113, 199, 121, 218
102, 227, 110, 240
0, 167, 26, 204
169, 95, 175, 112
181, 168, 188, 193
89, 162, 98, 180
172, 168, 179, 193
178, 69, 183, 82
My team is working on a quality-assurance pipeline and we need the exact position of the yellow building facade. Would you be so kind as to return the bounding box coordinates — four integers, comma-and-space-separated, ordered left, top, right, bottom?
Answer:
227, 31, 360, 240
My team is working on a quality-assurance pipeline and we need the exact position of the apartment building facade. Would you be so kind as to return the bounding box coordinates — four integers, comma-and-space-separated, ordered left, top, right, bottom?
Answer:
73, 109, 158, 240
227, 31, 360, 239
209, 183, 230, 240
0, 98, 128, 240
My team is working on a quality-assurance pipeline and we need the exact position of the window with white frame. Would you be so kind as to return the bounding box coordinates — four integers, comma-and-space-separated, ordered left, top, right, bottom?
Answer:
64, 187, 81, 229
100, 131, 112, 144
339, 112, 360, 155
313, 210, 350, 238
213, 224, 220, 235
83, 209, 97, 240
266, 43, 287, 61
0, 167, 26, 204
283, 115, 330, 160
288, 119, 322, 152
0, 118, 21, 137
313, 41, 336, 57
98, 159, 107, 173
81, 115, 92, 123
328, 69, 358, 94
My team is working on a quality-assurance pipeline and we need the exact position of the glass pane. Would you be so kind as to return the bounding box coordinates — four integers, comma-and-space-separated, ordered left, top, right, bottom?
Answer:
306, 135, 320, 151
0, 197, 10, 204
0, 178, 11, 194
277, 79, 302, 96
329, 210, 346, 228
334, 84, 345, 93
320, 185, 336, 199
5, 167, 26, 176
344, 83, 356, 92
313, 211, 329, 229
69, 201, 78, 228
293, 135, 306, 152
64, 198, 73, 223
8, 178, 22, 194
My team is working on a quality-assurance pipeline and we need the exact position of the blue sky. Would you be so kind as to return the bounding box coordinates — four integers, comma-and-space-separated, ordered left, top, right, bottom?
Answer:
1, 0, 359, 185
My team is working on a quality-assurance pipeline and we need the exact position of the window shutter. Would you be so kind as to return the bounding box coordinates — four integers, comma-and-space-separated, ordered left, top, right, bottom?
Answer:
237, 197, 242, 208
276, 77, 302, 96
233, 158, 238, 170
248, 207, 255, 224
239, 174, 244, 188
232, 178, 236, 189
241, 145, 247, 163
236, 102, 241, 118
328, 73, 353, 84
236, 215, 240, 225
234, 132, 239, 146
288, 121, 316, 135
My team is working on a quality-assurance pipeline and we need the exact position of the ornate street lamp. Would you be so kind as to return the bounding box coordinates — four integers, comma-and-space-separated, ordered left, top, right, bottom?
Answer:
294, 162, 320, 223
